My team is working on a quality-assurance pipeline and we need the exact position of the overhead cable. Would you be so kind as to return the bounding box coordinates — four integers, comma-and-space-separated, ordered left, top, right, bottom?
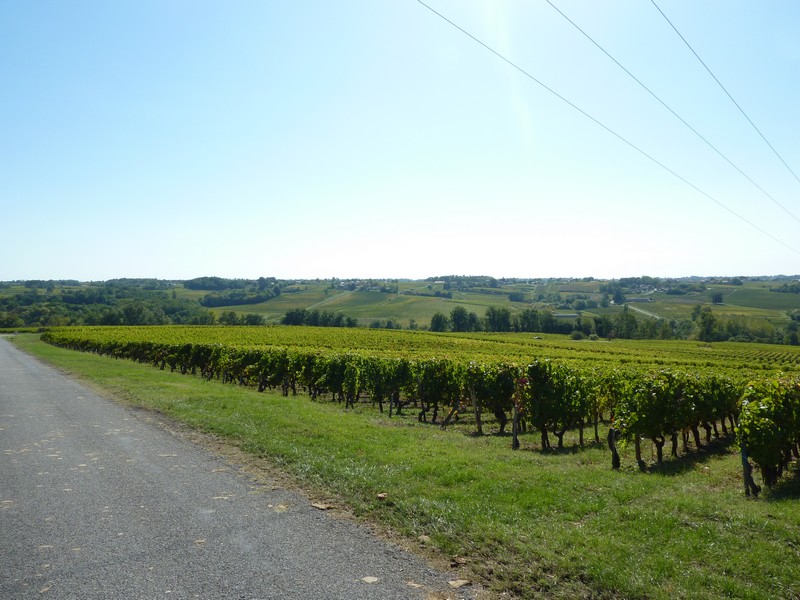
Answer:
415, 0, 800, 255
651, 0, 800, 187
547, 0, 800, 225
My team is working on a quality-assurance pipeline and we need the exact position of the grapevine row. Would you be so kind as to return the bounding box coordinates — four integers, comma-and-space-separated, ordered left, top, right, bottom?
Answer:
41, 327, 800, 493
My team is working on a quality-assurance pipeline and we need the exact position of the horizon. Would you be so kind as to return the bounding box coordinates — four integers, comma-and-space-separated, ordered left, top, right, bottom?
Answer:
4, 272, 799, 285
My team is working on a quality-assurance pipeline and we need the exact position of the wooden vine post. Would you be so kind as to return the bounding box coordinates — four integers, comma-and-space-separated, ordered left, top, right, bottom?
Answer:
740, 443, 761, 498
607, 427, 620, 470
511, 377, 527, 450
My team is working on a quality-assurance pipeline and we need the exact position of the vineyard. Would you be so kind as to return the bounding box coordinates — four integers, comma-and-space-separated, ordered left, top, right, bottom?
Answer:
41, 325, 800, 494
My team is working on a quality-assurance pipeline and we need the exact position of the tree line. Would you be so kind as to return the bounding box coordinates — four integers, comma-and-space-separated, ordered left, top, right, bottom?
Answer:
427, 304, 799, 344
0, 285, 214, 327
282, 308, 358, 328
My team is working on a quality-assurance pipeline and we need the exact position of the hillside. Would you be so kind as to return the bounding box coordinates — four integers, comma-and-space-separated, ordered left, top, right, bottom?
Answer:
2, 275, 799, 344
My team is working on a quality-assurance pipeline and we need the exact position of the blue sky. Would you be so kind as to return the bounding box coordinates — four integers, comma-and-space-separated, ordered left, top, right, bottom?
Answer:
2, 1, 799, 281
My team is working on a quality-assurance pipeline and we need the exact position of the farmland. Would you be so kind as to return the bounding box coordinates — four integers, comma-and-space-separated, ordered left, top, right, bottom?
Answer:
15, 328, 800, 600
4, 276, 800, 342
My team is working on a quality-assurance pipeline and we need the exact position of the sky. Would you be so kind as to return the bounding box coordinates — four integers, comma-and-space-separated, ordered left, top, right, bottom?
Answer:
2, 1, 799, 282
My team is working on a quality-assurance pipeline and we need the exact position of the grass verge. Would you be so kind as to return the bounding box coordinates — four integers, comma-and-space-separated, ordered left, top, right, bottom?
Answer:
12, 334, 800, 599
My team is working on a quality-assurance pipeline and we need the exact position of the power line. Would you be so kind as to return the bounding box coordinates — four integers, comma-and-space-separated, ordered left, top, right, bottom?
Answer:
547, 0, 800, 226
650, 0, 800, 186
415, 0, 800, 256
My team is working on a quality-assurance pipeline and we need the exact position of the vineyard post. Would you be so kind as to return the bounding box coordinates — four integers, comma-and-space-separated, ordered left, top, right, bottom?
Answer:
740, 443, 761, 497
634, 435, 644, 471
594, 413, 600, 444
607, 427, 620, 470
511, 404, 520, 450
469, 385, 483, 436
511, 377, 527, 451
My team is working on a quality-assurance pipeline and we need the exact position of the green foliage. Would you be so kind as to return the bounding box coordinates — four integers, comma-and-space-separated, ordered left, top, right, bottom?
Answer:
613, 305, 638, 339
184, 276, 244, 290
465, 361, 518, 432
449, 305, 479, 332
429, 312, 448, 332
282, 308, 356, 328
484, 306, 511, 332
695, 306, 718, 342
0, 282, 214, 326
771, 281, 800, 294
738, 376, 800, 486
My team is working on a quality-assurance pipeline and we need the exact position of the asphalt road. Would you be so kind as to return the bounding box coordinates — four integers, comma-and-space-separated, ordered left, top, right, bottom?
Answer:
0, 338, 476, 600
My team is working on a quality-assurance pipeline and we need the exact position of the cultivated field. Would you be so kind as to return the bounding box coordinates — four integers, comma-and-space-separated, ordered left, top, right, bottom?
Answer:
22, 325, 800, 599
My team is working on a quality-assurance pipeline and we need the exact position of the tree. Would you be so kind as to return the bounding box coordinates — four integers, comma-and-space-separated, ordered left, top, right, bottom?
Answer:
0, 311, 24, 328
219, 311, 240, 325
784, 320, 800, 345
516, 308, 541, 332
658, 320, 673, 339
242, 313, 265, 325
711, 291, 724, 304
691, 304, 703, 321
430, 312, 449, 332
282, 309, 307, 325
485, 306, 511, 332
593, 315, 613, 338
614, 306, 638, 339
450, 305, 479, 332
466, 311, 480, 332
450, 306, 469, 332
695, 306, 718, 342
121, 302, 147, 325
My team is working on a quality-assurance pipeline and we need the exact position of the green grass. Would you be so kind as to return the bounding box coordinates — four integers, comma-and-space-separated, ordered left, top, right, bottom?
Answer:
13, 334, 800, 599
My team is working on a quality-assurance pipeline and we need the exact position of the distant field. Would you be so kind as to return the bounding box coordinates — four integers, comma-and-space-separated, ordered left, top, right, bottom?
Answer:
645, 297, 784, 322
551, 281, 598, 293
171, 287, 207, 302
192, 278, 797, 329
210, 287, 341, 321
721, 286, 800, 312
204, 284, 538, 326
